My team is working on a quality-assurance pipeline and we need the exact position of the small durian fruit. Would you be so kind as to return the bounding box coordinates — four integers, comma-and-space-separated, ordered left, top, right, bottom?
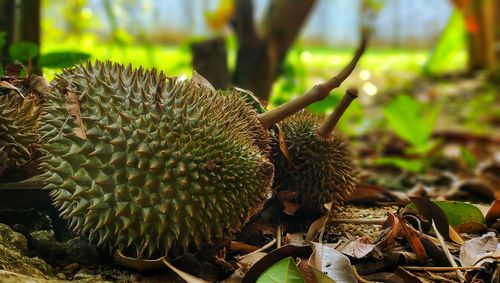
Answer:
0, 84, 42, 181
272, 89, 359, 209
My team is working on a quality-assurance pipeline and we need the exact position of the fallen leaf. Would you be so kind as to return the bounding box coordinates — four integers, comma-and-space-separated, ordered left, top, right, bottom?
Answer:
455, 179, 495, 202
347, 184, 387, 204
455, 221, 487, 233
419, 234, 450, 266
113, 250, 165, 271
378, 211, 401, 247
256, 257, 305, 283
66, 87, 86, 139
192, 70, 215, 90
308, 242, 356, 283
485, 199, 500, 225
410, 197, 451, 241
459, 231, 498, 267
304, 215, 328, 243
400, 218, 427, 264
243, 245, 312, 283
162, 258, 209, 283
339, 237, 374, 259
277, 129, 291, 162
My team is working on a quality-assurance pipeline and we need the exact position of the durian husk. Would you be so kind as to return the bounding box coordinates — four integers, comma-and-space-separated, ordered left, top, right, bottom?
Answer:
40, 61, 274, 258
0, 81, 42, 181
272, 111, 358, 209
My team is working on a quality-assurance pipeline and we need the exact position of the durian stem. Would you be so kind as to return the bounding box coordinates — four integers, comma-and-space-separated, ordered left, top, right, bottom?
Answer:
257, 32, 368, 129
317, 88, 358, 138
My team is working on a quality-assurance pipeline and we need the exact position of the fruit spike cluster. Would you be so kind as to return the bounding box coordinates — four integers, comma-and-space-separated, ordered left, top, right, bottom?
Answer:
37, 33, 367, 259
272, 89, 359, 208
0, 90, 41, 179
40, 61, 274, 257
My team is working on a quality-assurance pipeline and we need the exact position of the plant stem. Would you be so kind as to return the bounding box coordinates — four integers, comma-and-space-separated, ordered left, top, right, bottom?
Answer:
317, 88, 358, 138
257, 32, 368, 129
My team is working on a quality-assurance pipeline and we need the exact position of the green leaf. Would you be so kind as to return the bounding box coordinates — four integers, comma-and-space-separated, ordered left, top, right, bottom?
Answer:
384, 95, 440, 149
9, 41, 38, 61
424, 9, 467, 75
373, 157, 425, 173
38, 51, 91, 68
408, 200, 485, 228
256, 257, 305, 283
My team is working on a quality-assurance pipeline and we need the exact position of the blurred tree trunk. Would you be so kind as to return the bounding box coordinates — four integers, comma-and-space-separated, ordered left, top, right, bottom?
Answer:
0, 0, 40, 73
191, 0, 316, 101
459, 0, 499, 83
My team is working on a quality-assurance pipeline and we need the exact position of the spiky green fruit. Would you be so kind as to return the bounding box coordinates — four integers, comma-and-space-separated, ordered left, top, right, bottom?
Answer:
272, 111, 357, 208
0, 90, 41, 180
41, 61, 274, 258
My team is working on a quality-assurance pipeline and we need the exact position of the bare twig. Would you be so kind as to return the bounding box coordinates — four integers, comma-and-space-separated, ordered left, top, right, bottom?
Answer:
317, 88, 358, 138
257, 32, 368, 129
432, 221, 466, 282
402, 266, 482, 272
237, 238, 276, 261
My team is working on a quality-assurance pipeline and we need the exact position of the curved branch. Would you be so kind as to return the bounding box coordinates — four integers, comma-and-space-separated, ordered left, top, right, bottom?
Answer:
257, 32, 368, 129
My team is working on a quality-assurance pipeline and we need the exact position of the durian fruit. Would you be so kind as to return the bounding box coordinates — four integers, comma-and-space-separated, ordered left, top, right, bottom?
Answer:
40, 61, 275, 258
0, 89, 41, 181
272, 89, 359, 209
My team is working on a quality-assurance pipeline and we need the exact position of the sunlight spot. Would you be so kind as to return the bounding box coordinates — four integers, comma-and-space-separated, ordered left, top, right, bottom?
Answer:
179, 74, 187, 81
363, 82, 377, 96
301, 51, 312, 63
359, 69, 371, 80
81, 8, 93, 19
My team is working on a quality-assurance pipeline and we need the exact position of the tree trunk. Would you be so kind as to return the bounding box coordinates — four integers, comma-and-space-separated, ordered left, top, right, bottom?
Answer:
191, 37, 230, 90
464, 0, 499, 83
191, 0, 316, 101
232, 0, 316, 102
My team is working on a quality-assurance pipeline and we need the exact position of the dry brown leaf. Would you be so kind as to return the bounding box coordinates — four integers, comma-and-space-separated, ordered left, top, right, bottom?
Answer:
400, 218, 427, 264
309, 242, 357, 283
66, 88, 86, 139
192, 71, 215, 91
486, 199, 500, 224
304, 215, 329, 243
277, 129, 291, 162
339, 237, 375, 259
162, 258, 209, 283
459, 231, 498, 267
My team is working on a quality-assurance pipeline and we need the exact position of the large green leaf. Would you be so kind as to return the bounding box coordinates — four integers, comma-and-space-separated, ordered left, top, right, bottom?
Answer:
9, 41, 38, 61
384, 95, 441, 151
256, 257, 305, 283
424, 9, 467, 75
38, 51, 91, 68
408, 200, 485, 227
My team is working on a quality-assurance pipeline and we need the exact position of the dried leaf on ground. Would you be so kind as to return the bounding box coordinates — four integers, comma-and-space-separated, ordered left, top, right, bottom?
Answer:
459, 231, 498, 266
485, 199, 500, 224
339, 237, 374, 259
400, 218, 427, 264
66, 88, 86, 139
308, 242, 356, 283
162, 258, 209, 283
